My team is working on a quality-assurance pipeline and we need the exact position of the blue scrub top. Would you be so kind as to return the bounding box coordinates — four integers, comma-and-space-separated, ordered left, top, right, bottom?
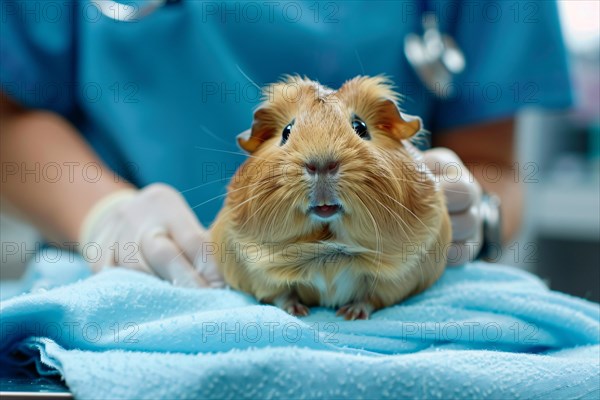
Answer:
1, 0, 572, 226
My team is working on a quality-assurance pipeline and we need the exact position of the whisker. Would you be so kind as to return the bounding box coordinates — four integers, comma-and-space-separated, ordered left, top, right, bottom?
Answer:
386, 176, 473, 194
354, 194, 383, 295
203, 173, 291, 225
236, 191, 277, 233
354, 49, 366, 75
178, 176, 232, 195
370, 196, 412, 238
164, 247, 196, 286
194, 146, 282, 165
266, 189, 298, 240
189, 180, 268, 210
199, 125, 235, 148
204, 190, 266, 220
371, 196, 425, 289
381, 192, 436, 238
236, 64, 262, 92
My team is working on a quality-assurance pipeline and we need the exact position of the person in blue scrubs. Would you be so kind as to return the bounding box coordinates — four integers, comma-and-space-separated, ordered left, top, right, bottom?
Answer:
1, 1, 571, 286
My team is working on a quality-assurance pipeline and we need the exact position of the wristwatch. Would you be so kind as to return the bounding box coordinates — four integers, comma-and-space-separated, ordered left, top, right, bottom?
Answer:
477, 193, 502, 261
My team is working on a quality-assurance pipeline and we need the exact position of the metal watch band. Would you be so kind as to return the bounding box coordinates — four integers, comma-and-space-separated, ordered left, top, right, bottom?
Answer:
477, 192, 502, 261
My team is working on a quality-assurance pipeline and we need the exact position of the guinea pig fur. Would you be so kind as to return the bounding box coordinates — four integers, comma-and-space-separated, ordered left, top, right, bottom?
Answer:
210, 76, 451, 320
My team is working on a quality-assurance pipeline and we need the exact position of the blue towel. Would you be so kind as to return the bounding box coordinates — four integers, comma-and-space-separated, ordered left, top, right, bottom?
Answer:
1, 258, 599, 400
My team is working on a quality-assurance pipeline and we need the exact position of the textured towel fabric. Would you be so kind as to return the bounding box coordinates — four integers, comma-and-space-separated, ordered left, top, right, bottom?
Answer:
1, 258, 599, 400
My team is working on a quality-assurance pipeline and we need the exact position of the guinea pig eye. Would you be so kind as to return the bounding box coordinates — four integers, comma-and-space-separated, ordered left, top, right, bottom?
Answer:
351, 117, 370, 140
281, 120, 294, 145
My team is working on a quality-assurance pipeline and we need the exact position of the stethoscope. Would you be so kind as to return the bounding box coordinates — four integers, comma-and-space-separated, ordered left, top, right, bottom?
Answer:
404, 12, 466, 98
94, 1, 465, 98
92, 0, 180, 22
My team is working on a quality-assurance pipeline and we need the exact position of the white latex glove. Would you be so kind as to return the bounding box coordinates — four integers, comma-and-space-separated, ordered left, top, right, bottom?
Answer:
78, 183, 224, 288
423, 148, 483, 266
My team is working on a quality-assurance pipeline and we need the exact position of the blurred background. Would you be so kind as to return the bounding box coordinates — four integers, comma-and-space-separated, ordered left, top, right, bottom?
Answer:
511, 0, 599, 301
1, 0, 599, 301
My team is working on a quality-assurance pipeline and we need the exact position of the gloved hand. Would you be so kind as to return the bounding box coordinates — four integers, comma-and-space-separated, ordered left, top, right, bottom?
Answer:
78, 183, 224, 288
422, 148, 483, 266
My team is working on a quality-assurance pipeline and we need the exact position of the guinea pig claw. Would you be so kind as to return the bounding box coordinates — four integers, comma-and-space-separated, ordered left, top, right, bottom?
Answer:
284, 301, 310, 317
337, 303, 372, 320
274, 293, 310, 317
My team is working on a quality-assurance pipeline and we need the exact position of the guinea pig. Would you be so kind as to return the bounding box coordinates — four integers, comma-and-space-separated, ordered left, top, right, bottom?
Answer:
210, 75, 451, 320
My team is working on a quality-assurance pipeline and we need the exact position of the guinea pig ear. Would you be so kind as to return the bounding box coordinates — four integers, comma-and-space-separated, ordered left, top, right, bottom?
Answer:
236, 129, 253, 152
237, 108, 276, 153
374, 99, 422, 141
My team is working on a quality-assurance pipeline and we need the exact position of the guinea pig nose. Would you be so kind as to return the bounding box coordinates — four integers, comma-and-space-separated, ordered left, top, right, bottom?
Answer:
305, 160, 340, 175
306, 162, 318, 174
327, 161, 340, 174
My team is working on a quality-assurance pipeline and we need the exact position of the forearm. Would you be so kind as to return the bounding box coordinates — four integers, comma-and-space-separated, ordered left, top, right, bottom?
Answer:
434, 119, 522, 243
0, 100, 133, 243
467, 164, 523, 243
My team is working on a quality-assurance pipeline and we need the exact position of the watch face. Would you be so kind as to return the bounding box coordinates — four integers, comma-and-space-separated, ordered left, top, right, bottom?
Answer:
1, 365, 71, 399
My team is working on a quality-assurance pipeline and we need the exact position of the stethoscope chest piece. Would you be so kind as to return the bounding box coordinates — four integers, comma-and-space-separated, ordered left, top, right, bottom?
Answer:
92, 0, 181, 22
404, 13, 466, 99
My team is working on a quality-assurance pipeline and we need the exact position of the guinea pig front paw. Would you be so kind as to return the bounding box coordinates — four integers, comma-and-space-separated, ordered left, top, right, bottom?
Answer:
336, 302, 374, 320
274, 293, 310, 317
283, 300, 310, 317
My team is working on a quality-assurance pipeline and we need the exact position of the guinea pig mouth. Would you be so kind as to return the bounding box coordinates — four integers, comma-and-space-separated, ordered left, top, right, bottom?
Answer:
310, 204, 342, 219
